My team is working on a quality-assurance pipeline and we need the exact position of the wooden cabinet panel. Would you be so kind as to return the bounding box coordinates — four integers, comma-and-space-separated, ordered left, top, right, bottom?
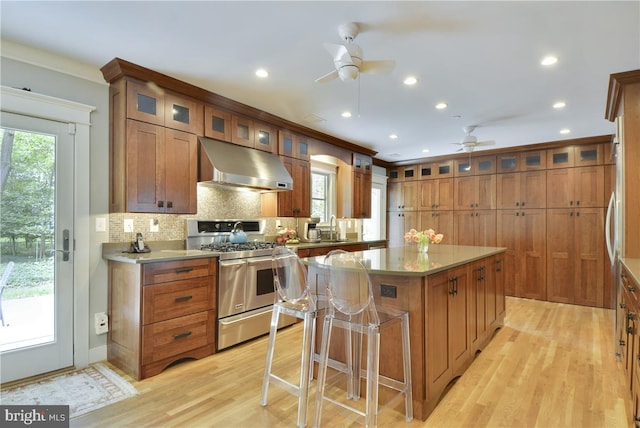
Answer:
455, 156, 496, 177
547, 166, 604, 208
125, 79, 165, 125
497, 209, 546, 300
125, 120, 164, 213
547, 144, 603, 169
163, 129, 197, 213
547, 208, 604, 307
419, 160, 453, 179
204, 105, 231, 142
254, 121, 277, 153
454, 175, 496, 210
164, 91, 203, 134
231, 115, 254, 148
389, 181, 419, 211
278, 130, 310, 161
454, 210, 496, 247
108, 258, 217, 380
419, 211, 454, 244
419, 178, 454, 211
261, 156, 310, 217
497, 171, 546, 209
388, 211, 419, 248
497, 150, 546, 173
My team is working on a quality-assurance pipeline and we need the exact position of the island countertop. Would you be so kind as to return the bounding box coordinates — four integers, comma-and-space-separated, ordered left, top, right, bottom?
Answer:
301, 244, 506, 276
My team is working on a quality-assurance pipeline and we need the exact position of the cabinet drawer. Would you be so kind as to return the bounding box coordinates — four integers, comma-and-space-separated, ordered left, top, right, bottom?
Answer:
143, 258, 214, 285
142, 310, 214, 365
142, 276, 215, 324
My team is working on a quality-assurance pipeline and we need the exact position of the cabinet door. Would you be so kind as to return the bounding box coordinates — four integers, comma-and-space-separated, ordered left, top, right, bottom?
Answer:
438, 179, 455, 210
164, 129, 197, 214
521, 170, 546, 208
493, 256, 505, 320
453, 211, 476, 246
450, 265, 470, 372
546, 168, 573, 208
419, 180, 439, 210
164, 92, 203, 134
126, 120, 165, 213
497, 173, 520, 209
476, 174, 496, 209
231, 115, 254, 148
254, 121, 277, 153
469, 260, 486, 350
475, 210, 497, 247
521, 209, 547, 300
291, 158, 311, 217
353, 170, 372, 218
546, 209, 574, 304
497, 153, 520, 173
496, 210, 519, 297
388, 182, 403, 211
573, 208, 604, 307
547, 147, 575, 169
126, 79, 165, 125
419, 211, 453, 244
574, 166, 604, 208
454, 177, 476, 210
401, 181, 419, 211
387, 211, 419, 248
204, 106, 231, 142
426, 270, 452, 394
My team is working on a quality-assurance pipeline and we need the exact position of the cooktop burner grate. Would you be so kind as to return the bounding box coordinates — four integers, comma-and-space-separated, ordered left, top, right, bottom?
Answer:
200, 241, 280, 252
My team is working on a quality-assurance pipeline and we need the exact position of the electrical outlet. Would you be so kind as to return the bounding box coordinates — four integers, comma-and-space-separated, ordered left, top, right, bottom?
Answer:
95, 217, 106, 232
94, 312, 108, 335
150, 218, 159, 232
275, 220, 282, 228
124, 219, 134, 233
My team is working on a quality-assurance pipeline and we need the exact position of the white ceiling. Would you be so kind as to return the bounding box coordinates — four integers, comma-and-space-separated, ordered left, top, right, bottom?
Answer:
1, 1, 639, 162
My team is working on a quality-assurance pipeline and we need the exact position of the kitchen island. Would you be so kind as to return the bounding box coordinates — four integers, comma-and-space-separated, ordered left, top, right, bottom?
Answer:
302, 244, 507, 421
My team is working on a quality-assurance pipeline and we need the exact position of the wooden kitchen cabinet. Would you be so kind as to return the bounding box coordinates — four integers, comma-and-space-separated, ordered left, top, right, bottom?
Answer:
253, 120, 278, 153
278, 130, 309, 160
388, 211, 419, 248
108, 78, 199, 213
389, 165, 419, 182
454, 174, 496, 210
108, 258, 217, 380
546, 144, 603, 169
426, 264, 470, 400
546, 207, 604, 307
388, 181, 419, 211
122, 120, 197, 214
496, 150, 546, 173
338, 153, 373, 218
497, 209, 546, 300
419, 211, 454, 243
204, 105, 232, 142
454, 155, 496, 177
125, 78, 203, 134
261, 156, 310, 217
546, 166, 605, 209
496, 170, 546, 209
419, 160, 453, 179
453, 210, 496, 247
419, 178, 454, 211
231, 114, 254, 148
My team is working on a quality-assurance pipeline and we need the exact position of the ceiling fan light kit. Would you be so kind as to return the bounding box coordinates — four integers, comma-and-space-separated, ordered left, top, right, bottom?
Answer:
315, 21, 396, 84
453, 125, 496, 153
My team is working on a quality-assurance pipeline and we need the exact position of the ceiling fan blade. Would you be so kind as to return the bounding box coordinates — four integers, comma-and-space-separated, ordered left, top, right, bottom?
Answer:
360, 60, 396, 74
323, 43, 351, 62
314, 69, 339, 83
476, 140, 496, 146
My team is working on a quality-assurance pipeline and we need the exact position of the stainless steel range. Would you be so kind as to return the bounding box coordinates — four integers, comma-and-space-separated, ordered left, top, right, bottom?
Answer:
185, 219, 295, 350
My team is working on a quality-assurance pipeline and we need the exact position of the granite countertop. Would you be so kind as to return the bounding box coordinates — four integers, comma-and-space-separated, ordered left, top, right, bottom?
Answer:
301, 244, 507, 277
622, 258, 640, 285
102, 239, 387, 264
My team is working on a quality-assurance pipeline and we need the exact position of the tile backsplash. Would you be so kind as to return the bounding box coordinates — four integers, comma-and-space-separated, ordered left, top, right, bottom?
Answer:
108, 184, 298, 243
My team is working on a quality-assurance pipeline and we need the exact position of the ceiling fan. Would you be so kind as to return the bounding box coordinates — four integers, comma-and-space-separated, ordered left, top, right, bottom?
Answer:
453, 126, 496, 153
315, 22, 396, 83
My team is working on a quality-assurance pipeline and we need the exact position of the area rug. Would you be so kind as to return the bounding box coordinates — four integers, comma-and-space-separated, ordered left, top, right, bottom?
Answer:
0, 363, 138, 418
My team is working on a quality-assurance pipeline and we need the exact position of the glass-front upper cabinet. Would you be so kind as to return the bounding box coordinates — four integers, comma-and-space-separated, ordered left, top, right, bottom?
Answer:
125, 79, 203, 134
204, 106, 232, 142
419, 160, 453, 179
254, 121, 277, 153
278, 130, 309, 160
546, 144, 602, 169
454, 155, 496, 176
497, 150, 546, 173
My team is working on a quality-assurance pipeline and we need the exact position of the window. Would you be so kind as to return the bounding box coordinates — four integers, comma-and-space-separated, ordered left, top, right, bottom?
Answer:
311, 171, 329, 222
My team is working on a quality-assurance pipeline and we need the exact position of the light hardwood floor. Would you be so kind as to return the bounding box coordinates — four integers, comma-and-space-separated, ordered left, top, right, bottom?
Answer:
72, 297, 632, 427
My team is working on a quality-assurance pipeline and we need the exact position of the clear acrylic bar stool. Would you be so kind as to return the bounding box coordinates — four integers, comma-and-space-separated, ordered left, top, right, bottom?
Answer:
261, 246, 317, 428
313, 250, 413, 428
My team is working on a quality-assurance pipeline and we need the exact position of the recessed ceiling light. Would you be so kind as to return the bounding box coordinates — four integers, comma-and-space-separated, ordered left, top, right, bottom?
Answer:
553, 101, 566, 109
389, 134, 398, 140
341, 111, 352, 118
403, 76, 418, 86
422, 149, 430, 153
541, 56, 558, 66
255, 68, 269, 78
435, 102, 448, 110
560, 128, 571, 134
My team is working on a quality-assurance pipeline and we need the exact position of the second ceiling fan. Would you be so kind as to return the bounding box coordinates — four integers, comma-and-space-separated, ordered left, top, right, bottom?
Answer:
315, 22, 396, 83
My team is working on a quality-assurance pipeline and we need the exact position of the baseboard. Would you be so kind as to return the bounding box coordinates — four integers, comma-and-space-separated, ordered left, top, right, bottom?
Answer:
88, 345, 107, 363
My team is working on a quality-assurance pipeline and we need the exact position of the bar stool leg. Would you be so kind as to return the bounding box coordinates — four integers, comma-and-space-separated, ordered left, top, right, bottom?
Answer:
260, 306, 281, 406
313, 315, 333, 428
401, 313, 413, 421
297, 312, 315, 427
365, 326, 380, 428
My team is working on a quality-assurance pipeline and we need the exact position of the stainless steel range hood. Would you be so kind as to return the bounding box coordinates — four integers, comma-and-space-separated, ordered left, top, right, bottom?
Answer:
198, 137, 293, 192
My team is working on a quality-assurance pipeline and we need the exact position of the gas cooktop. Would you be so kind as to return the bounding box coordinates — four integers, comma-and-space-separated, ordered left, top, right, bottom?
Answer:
200, 241, 282, 260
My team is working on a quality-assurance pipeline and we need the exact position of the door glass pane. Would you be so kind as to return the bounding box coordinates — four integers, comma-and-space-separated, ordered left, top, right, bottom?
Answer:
0, 127, 55, 351
172, 104, 190, 124
136, 93, 156, 115
211, 116, 225, 133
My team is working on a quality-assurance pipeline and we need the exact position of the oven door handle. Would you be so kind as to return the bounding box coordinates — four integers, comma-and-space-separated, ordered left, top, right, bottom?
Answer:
246, 256, 274, 266
219, 259, 248, 268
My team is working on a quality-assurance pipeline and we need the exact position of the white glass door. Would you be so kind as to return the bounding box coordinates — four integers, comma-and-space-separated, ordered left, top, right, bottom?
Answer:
0, 112, 74, 382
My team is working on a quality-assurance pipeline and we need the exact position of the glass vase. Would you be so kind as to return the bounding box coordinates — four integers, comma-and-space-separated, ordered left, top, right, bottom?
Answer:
417, 240, 429, 253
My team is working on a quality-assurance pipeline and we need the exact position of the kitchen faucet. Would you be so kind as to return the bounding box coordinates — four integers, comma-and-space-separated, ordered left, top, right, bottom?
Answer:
329, 215, 337, 241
